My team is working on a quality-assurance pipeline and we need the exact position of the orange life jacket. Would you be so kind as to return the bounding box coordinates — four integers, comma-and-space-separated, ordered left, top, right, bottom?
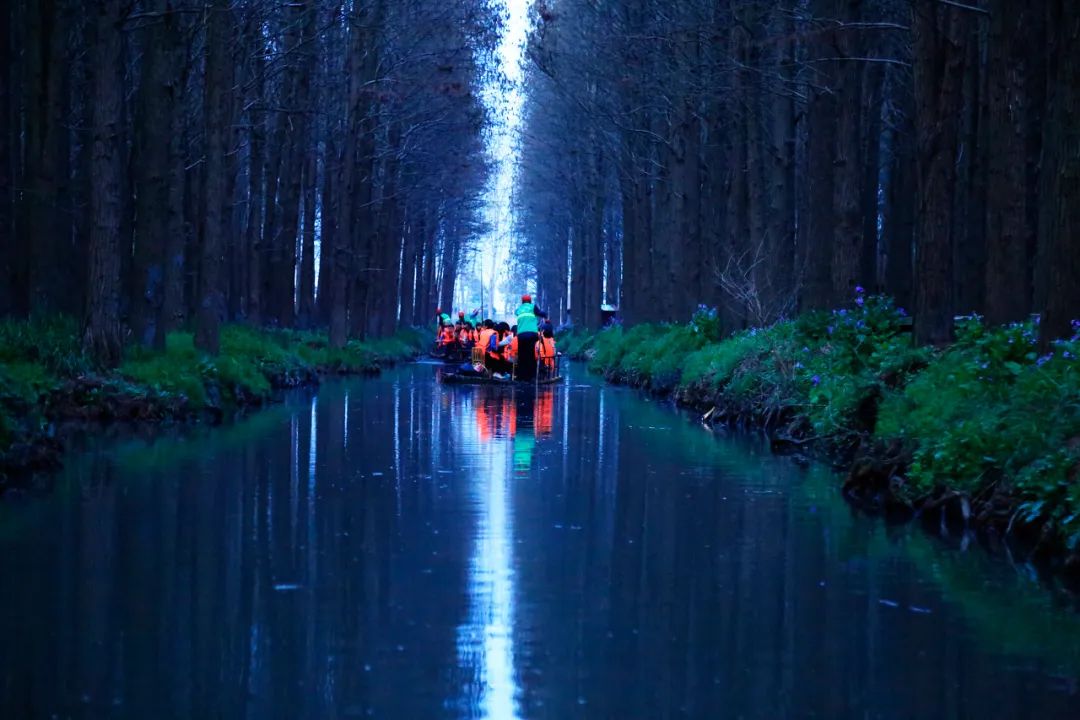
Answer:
536, 336, 557, 371
478, 328, 496, 357
507, 336, 519, 363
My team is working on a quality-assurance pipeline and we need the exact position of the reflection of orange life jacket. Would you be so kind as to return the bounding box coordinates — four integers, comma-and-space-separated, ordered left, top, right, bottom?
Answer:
503, 394, 517, 438
535, 390, 554, 437
477, 402, 492, 441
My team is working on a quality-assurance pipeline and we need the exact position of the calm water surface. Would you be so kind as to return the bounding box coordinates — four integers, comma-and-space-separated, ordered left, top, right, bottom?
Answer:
1, 363, 1078, 719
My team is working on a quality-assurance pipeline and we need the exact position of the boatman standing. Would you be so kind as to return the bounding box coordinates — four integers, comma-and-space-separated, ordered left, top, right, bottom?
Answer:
515, 294, 541, 381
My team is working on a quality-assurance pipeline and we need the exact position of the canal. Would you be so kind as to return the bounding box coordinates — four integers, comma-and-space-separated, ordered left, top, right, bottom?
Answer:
1, 363, 1078, 719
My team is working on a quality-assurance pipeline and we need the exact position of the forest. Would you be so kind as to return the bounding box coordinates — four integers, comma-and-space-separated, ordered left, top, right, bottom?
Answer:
515, 0, 1079, 349
1, 0, 495, 365
3, 1, 1078, 357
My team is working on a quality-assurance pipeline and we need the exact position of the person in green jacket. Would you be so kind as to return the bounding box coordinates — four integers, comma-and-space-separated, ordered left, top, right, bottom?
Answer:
514, 294, 541, 380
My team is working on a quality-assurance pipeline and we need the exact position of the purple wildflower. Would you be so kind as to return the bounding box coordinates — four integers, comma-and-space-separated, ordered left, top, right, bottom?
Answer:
811, 375, 821, 386
1037, 354, 1052, 367
897, 307, 908, 317
855, 286, 865, 295
1065, 351, 1073, 360
827, 325, 834, 335
794, 361, 804, 370
855, 296, 865, 307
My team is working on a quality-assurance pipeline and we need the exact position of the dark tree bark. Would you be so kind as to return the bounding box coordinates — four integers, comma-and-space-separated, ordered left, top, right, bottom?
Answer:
25, 0, 74, 316
131, 0, 180, 348
298, 148, 317, 329
195, 0, 233, 354
328, 5, 366, 349
83, 0, 125, 366
801, 0, 838, 311
912, 0, 973, 345
244, 17, 266, 326
0, 0, 13, 315
1038, 1, 1080, 347
984, 0, 1040, 325
831, 0, 866, 302
883, 110, 915, 312
316, 137, 337, 326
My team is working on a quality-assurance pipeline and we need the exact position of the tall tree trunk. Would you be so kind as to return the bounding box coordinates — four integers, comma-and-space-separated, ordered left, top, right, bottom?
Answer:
329, 6, 365, 348
83, 0, 125, 366
245, 26, 266, 326
831, 0, 865, 302
952, 23, 987, 316
26, 0, 73, 315
131, 0, 176, 347
196, 0, 232, 354
1038, 1, 1080, 347
860, 61, 885, 292
298, 149, 317, 329
316, 137, 337, 326
883, 111, 916, 312
801, 0, 838, 310
767, 9, 796, 319
399, 215, 416, 328
984, 0, 1039, 325
0, 0, 14, 315
912, 0, 972, 345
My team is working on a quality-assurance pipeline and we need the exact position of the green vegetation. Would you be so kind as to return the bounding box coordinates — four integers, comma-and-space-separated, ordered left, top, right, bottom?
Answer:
563, 294, 1080, 554
0, 318, 426, 480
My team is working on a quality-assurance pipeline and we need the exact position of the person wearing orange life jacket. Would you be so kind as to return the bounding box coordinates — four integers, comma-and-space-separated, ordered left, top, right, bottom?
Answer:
439, 324, 455, 347
535, 328, 557, 376
487, 322, 514, 376
477, 320, 498, 371
497, 325, 519, 367
435, 307, 453, 346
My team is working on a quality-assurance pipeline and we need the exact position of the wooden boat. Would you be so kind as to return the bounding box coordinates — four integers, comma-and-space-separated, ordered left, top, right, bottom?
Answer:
439, 371, 563, 387
439, 347, 564, 387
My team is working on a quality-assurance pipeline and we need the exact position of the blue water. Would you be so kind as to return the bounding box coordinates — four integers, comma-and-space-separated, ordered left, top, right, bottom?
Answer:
0, 363, 1077, 719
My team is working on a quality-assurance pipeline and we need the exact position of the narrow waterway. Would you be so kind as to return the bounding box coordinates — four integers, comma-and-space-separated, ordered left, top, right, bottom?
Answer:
1, 364, 1078, 719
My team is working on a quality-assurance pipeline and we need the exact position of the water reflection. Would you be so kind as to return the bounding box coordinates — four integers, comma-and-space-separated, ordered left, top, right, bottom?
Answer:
0, 365, 1077, 719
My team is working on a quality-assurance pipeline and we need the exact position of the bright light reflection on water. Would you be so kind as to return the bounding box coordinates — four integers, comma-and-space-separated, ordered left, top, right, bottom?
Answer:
455, 391, 521, 719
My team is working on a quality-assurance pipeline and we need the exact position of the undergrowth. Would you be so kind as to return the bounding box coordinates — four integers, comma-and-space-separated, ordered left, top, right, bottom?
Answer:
0, 318, 426, 474
570, 294, 1080, 550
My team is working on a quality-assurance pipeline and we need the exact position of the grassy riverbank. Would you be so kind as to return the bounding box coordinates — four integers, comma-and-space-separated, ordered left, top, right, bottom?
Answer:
561, 295, 1080, 577
0, 317, 426, 483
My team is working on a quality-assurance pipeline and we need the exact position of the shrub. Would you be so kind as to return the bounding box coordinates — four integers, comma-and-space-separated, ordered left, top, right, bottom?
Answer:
0, 315, 90, 377
877, 317, 1080, 541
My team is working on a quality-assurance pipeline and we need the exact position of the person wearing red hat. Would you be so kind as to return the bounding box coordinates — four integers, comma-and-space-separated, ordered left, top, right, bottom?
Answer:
514, 294, 541, 380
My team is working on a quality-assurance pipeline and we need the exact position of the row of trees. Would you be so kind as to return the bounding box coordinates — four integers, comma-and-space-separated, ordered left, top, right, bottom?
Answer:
515, 0, 1080, 346
1, 0, 497, 364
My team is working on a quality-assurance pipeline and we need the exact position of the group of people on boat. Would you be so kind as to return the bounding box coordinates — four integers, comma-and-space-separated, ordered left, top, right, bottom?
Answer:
434, 294, 557, 382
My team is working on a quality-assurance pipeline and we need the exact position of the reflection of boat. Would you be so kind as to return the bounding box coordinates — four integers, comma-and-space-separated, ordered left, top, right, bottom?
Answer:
439, 371, 563, 387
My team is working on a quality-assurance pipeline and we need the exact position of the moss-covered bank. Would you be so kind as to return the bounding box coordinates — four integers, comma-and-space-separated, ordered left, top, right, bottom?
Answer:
561, 295, 1080, 582
0, 317, 427, 485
